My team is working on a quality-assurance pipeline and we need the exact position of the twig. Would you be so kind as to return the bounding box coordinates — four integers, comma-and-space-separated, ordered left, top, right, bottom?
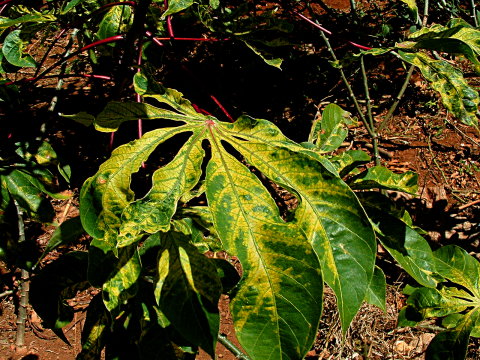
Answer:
14, 200, 29, 349
59, 198, 73, 224
470, 0, 479, 27
217, 333, 251, 360
360, 55, 380, 165
377, 64, 415, 134
444, 116, 480, 147
0, 289, 14, 299
458, 199, 480, 210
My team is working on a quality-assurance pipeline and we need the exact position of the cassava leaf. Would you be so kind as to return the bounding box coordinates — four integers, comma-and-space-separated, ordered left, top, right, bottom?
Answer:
0, 13, 56, 29
406, 19, 480, 72
80, 80, 376, 356
36, 216, 84, 266
365, 266, 386, 311
161, 0, 194, 18
117, 132, 205, 247
206, 142, 323, 359
309, 103, 352, 153
80, 126, 187, 247
219, 116, 376, 333
102, 245, 141, 316
62, 0, 85, 13
242, 41, 283, 69
96, 5, 132, 41
397, 50, 479, 127
4, 169, 55, 222
358, 192, 438, 288
329, 150, 370, 178
401, 245, 480, 359
77, 294, 110, 360
425, 310, 480, 360
154, 231, 221, 356
2, 30, 36, 68
349, 166, 418, 194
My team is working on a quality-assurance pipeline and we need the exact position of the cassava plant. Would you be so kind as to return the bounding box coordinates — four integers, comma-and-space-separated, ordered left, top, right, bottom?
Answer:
29, 71, 454, 359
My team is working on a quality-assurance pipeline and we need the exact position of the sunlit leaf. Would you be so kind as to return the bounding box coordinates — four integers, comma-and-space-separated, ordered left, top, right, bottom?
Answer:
349, 166, 418, 194
309, 103, 352, 153
359, 192, 438, 288
2, 30, 36, 67
397, 50, 479, 127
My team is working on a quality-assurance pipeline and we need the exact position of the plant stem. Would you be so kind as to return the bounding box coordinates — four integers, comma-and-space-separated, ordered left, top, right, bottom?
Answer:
470, 0, 479, 27
377, 64, 415, 134
218, 333, 251, 360
349, 0, 356, 14
14, 200, 29, 349
115, 0, 152, 96
33, 35, 125, 85
360, 56, 380, 165
422, 0, 429, 26
0, 289, 14, 299
318, 30, 374, 138
48, 29, 79, 113
295, 12, 371, 50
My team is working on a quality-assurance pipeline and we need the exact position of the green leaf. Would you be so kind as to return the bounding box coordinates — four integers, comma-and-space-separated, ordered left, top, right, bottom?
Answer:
349, 166, 418, 194
96, 5, 132, 41
77, 294, 110, 360
102, 246, 141, 316
220, 116, 376, 333
407, 19, 480, 72
397, 50, 479, 127
0, 13, 56, 29
329, 150, 370, 178
81, 84, 378, 356
309, 103, 352, 152
61, 112, 94, 127
36, 216, 84, 266
94, 101, 196, 132
62, 0, 85, 13
2, 30, 36, 68
117, 132, 205, 247
4, 169, 55, 222
365, 266, 386, 311
425, 309, 480, 360
80, 126, 187, 247
359, 192, 438, 288
401, 246, 480, 359
434, 245, 480, 299
400, 0, 419, 23
162, 0, 194, 18
30, 252, 90, 329
154, 231, 221, 356
206, 142, 323, 358
243, 41, 283, 69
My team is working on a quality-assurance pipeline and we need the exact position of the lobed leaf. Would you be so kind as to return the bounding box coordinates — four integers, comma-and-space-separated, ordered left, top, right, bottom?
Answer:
117, 131, 206, 247
309, 103, 352, 153
219, 117, 376, 333
206, 141, 323, 359
349, 166, 418, 194
80, 127, 187, 247
359, 192, 438, 288
397, 50, 479, 127
154, 232, 221, 356
2, 30, 36, 68
365, 266, 386, 311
